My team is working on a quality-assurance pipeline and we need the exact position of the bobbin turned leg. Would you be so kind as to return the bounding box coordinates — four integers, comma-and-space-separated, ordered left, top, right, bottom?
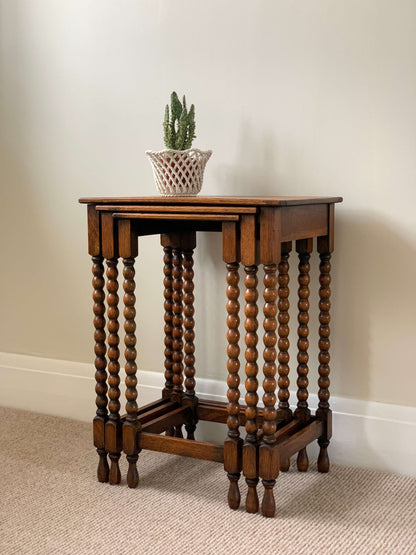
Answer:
243, 265, 260, 513
161, 233, 197, 438
277, 243, 292, 472
172, 246, 184, 437
295, 239, 313, 472
162, 246, 174, 398
118, 219, 141, 487
182, 247, 197, 440
316, 220, 334, 473
317, 252, 332, 472
260, 263, 279, 517
92, 255, 109, 482
224, 262, 243, 509
222, 222, 243, 510
105, 258, 122, 484
162, 245, 175, 436
123, 257, 140, 488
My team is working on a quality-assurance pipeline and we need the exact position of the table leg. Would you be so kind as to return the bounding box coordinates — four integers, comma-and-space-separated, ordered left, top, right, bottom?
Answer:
123, 256, 140, 488
277, 244, 292, 472
163, 247, 174, 399
316, 252, 332, 473
162, 246, 175, 436
105, 258, 122, 484
260, 263, 279, 517
294, 240, 312, 472
183, 248, 197, 440
243, 265, 260, 513
92, 255, 109, 483
224, 262, 243, 509
172, 247, 184, 437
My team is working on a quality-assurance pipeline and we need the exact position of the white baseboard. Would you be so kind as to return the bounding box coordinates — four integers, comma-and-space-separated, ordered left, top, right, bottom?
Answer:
1, 352, 415, 477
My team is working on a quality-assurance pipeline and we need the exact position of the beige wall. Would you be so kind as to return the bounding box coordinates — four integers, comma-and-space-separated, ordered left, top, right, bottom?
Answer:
1, 0, 415, 407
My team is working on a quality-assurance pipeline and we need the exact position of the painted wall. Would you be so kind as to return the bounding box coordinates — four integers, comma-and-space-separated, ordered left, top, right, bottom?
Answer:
1, 0, 415, 410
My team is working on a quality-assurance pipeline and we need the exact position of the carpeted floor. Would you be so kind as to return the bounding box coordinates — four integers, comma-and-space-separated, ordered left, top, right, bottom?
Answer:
0, 407, 415, 555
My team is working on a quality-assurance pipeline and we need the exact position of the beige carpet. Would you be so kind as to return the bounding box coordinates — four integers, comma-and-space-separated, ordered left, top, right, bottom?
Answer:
0, 407, 415, 555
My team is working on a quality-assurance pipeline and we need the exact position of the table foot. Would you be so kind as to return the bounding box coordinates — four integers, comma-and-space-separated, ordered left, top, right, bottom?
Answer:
108, 453, 121, 484
185, 423, 196, 440
227, 473, 241, 510
318, 440, 330, 473
279, 458, 290, 472
245, 478, 259, 513
297, 447, 309, 472
261, 479, 276, 517
96, 448, 109, 482
174, 425, 183, 438
127, 454, 139, 488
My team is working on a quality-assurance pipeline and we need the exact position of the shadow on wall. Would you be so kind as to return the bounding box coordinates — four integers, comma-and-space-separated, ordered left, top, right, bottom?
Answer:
332, 209, 416, 407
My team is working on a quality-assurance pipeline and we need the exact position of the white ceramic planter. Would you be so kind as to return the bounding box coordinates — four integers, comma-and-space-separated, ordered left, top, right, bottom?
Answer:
146, 148, 212, 196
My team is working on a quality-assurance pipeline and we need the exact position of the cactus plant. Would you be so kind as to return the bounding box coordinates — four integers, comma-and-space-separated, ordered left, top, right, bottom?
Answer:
163, 92, 196, 150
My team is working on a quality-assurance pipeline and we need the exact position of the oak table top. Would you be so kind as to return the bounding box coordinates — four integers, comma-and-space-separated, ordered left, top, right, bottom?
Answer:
79, 195, 343, 207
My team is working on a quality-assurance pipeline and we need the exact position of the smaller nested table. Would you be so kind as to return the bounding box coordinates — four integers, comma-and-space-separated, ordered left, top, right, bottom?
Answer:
79, 195, 342, 517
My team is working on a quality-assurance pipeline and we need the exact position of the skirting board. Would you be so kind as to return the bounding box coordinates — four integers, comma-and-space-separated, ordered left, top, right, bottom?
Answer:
0, 352, 415, 477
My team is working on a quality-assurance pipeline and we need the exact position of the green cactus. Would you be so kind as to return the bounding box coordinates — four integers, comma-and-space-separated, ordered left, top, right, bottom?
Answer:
163, 91, 196, 150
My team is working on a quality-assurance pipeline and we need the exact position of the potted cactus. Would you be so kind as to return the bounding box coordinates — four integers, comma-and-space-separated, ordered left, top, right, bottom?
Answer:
146, 92, 212, 196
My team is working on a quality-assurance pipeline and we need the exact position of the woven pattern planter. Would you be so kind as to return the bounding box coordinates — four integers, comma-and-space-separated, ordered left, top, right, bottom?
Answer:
146, 148, 212, 196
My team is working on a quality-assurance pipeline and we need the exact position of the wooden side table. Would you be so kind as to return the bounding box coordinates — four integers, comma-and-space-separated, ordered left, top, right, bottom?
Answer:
79, 195, 342, 517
